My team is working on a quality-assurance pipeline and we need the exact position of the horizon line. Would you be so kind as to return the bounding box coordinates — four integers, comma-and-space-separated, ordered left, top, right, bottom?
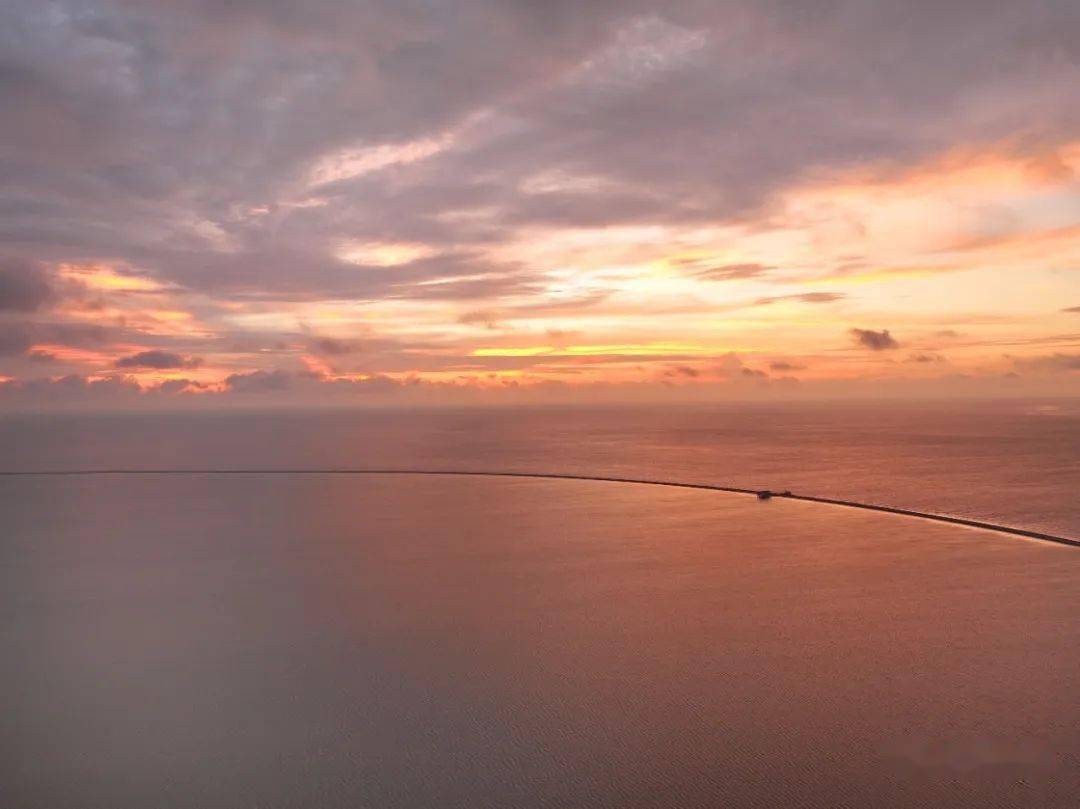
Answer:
2, 468, 1076, 548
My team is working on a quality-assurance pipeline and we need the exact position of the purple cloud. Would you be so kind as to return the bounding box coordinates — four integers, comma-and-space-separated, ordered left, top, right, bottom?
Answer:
0, 258, 53, 312
116, 350, 202, 370
850, 328, 899, 351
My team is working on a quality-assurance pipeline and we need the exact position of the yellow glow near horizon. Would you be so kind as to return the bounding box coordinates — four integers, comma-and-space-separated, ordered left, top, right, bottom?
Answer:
8, 141, 1078, 400
473, 343, 742, 357
58, 264, 166, 292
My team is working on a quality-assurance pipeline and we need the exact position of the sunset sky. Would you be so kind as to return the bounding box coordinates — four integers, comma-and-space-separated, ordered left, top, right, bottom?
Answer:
1, 0, 1078, 407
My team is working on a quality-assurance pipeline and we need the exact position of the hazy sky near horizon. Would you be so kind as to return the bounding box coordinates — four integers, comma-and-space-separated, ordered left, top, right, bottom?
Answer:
1, 0, 1078, 407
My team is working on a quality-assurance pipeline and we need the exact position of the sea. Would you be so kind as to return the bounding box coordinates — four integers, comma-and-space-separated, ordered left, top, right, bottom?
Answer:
2, 400, 1078, 536
1, 401, 1077, 807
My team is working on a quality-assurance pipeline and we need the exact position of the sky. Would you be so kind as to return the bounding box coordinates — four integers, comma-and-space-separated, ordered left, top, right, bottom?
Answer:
1, 0, 1078, 408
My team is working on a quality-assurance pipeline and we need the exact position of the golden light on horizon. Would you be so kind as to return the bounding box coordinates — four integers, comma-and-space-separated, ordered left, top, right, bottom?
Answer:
472, 343, 742, 357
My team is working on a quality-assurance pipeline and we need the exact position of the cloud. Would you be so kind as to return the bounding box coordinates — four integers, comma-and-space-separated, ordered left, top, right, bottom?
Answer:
754, 292, 845, 306
908, 353, 944, 363
6, 1, 1073, 290
224, 370, 294, 393
310, 337, 361, 356
458, 310, 502, 329
664, 364, 700, 378
0, 373, 212, 405
0, 324, 34, 355
769, 361, 805, 372
1012, 353, 1080, 372
1062, 306, 1080, 313
692, 263, 771, 281
850, 328, 899, 351
457, 293, 611, 330
0, 258, 53, 311
0, 374, 143, 402
223, 368, 404, 397
115, 350, 202, 370
155, 378, 206, 395
144, 249, 536, 302
711, 353, 744, 373
43, 322, 117, 346
1, 1, 1078, 405
0, 321, 116, 356
393, 273, 541, 301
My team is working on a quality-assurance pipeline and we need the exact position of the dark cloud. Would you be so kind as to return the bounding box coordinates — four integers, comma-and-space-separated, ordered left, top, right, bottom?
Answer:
0, 320, 116, 356
322, 374, 402, 395
665, 364, 700, 378
908, 353, 944, 363
224, 369, 294, 393
0, 374, 142, 401
310, 337, 361, 355
44, 322, 116, 346
740, 367, 767, 378
0, 366, 408, 405
154, 378, 206, 395
115, 350, 201, 369
0, 324, 33, 355
1062, 306, 1080, 313
850, 328, 899, 351
0, 372, 212, 403
223, 368, 404, 396
0, 258, 53, 311
304, 335, 441, 369
458, 310, 502, 329
769, 360, 805, 372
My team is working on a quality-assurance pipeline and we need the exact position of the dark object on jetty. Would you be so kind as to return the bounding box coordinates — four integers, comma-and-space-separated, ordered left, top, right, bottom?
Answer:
757, 490, 773, 500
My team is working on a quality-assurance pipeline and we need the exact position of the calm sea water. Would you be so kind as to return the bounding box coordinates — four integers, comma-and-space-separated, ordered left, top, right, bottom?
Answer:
2, 401, 1078, 536
1, 403, 1078, 807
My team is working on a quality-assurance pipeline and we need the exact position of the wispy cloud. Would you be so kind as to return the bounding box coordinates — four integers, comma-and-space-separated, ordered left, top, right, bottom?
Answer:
691, 263, 772, 281
754, 292, 845, 306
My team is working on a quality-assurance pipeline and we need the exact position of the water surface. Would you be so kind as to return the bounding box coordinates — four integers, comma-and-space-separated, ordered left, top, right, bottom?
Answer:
2, 402, 1077, 536
2, 473, 1077, 808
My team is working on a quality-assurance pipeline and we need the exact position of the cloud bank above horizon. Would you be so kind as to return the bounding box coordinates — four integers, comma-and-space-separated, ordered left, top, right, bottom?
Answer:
1, 0, 1079, 407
